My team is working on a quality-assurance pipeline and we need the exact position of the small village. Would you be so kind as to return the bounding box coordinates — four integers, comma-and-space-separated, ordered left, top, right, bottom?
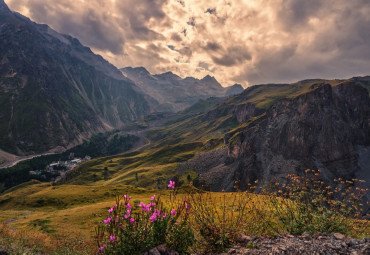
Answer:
29, 153, 91, 182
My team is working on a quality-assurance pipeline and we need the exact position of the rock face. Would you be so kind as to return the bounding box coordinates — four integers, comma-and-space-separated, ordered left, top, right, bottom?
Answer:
180, 82, 370, 192
121, 67, 244, 112
228, 82, 370, 188
0, 2, 155, 154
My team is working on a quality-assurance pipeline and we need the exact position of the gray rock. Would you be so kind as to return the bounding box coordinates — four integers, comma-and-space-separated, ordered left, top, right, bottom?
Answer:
148, 248, 161, 255
333, 233, 345, 240
156, 245, 167, 254
237, 234, 253, 243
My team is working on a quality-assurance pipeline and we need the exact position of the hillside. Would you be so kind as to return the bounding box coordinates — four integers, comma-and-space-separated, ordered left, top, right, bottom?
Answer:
59, 77, 369, 195
0, 1, 155, 154
121, 67, 243, 112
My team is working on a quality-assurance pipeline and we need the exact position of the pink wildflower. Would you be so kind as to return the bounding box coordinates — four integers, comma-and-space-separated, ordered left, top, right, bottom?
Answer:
108, 205, 115, 213
162, 213, 168, 218
144, 204, 151, 212
168, 180, 175, 188
110, 236, 116, 243
98, 244, 106, 253
137, 202, 145, 207
124, 209, 131, 219
130, 218, 135, 224
116, 217, 119, 223
185, 202, 189, 209
123, 194, 127, 199
151, 195, 156, 201
103, 217, 111, 225
126, 202, 132, 209
149, 213, 157, 222
119, 225, 123, 229
171, 209, 176, 216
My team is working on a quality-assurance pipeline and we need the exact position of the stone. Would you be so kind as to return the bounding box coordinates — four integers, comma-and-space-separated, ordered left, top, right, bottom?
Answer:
301, 232, 311, 240
333, 233, 345, 240
237, 233, 253, 243
148, 248, 160, 255
278, 246, 287, 251
156, 245, 167, 254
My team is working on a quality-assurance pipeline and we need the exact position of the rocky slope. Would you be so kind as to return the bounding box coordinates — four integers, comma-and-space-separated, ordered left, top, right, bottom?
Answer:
0, 1, 155, 154
224, 233, 370, 255
121, 67, 243, 112
177, 81, 370, 192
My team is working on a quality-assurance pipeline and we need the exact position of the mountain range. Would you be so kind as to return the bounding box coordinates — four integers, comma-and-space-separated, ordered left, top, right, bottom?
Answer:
121, 67, 243, 112
0, 0, 240, 155
61, 77, 370, 201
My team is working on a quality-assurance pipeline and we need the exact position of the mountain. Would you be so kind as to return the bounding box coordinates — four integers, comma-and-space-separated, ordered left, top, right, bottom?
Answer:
177, 80, 370, 194
60, 76, 369, 198
0, 1, 156, 154
121, 67, 244, 112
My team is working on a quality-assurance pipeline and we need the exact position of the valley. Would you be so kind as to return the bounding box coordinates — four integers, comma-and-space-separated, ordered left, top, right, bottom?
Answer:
0, 0, 369, 253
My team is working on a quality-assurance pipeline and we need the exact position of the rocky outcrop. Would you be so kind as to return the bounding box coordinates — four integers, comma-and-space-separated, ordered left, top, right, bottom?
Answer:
178, 82, 370, 192
225, 233, 370, 255
227, 82, 370, 189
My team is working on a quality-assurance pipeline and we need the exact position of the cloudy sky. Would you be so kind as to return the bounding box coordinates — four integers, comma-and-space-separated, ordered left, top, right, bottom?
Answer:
6, 0, 370, 87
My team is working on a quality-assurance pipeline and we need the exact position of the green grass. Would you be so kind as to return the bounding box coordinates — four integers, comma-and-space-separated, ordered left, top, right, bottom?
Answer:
62, 142, 204, 189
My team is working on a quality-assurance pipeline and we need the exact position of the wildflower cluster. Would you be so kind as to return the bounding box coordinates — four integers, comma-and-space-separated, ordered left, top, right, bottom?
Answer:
255, 169, 369, 236
95, 181, 194, 254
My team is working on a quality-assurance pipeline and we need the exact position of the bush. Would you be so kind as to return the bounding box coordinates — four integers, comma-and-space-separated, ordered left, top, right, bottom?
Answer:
95, 182, 195, 254
254, 169, 369, 236
188, 189, 252, 253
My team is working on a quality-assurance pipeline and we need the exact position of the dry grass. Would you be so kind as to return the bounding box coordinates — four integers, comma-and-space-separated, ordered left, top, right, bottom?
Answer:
0, 175, 369, 254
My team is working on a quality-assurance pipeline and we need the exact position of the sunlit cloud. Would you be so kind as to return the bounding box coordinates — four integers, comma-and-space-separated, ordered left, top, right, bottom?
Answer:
6, 0, 370, 87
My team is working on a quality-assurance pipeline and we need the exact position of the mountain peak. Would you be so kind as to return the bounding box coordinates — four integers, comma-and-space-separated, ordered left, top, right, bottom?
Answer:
201, 75, 217, 82
225, 83, 244, 96
153, 71, 181, 80
0, 0, 10, 11
121, 66, 151, 76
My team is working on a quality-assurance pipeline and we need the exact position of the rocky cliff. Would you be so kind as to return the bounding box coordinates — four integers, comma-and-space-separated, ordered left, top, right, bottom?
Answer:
178, 82, 370, 192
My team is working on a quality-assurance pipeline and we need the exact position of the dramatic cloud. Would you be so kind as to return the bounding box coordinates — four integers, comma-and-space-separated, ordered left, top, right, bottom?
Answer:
6, 0, 370, 86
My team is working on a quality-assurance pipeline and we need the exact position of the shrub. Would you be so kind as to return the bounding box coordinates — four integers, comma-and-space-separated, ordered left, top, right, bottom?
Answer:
254, 169, 369, 236
95, 182, 195, 254
188, 189, 252, 253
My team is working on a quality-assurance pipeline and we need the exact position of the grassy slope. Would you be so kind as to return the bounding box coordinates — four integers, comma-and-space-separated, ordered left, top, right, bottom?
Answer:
0, 181, 268, 254
59, 77, 370, 190
0, 182, 161, 253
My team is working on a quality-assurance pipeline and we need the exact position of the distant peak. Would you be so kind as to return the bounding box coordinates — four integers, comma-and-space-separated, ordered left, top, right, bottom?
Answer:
201, 75, 218, 83
201, 75, 222, 88
153, 71, 181, 80
230, 83, 243, 89
201, 74, 216, 82
121, 66, 151, 76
